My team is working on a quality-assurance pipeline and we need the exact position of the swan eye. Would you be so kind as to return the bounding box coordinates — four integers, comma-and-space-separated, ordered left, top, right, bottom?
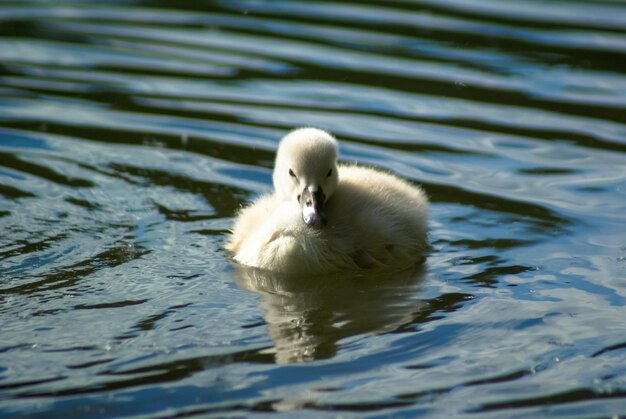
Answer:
327, 169, 332, 177
289, 169, 296, 179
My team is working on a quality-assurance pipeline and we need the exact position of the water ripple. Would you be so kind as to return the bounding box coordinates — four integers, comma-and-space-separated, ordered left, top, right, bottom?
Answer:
1, 1, 625, 417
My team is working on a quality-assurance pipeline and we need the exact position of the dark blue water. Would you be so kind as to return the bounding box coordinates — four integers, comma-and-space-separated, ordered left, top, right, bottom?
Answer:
1, 1, 625, 417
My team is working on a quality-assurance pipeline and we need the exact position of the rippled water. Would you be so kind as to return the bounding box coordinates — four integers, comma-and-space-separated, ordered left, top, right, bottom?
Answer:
1, 0, 626, 417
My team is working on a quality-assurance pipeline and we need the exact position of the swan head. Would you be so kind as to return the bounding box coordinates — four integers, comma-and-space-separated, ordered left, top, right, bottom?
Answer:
273, 128, 339, 228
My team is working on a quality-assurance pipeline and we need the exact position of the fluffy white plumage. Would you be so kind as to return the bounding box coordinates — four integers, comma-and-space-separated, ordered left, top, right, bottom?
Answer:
225, 128, 428, 273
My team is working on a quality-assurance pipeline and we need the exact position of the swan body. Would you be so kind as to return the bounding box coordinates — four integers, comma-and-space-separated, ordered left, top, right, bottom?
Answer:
225, 128, 428, 273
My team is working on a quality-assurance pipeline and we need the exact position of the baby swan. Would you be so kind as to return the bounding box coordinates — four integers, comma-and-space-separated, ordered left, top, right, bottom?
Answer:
225, 128, 428, 273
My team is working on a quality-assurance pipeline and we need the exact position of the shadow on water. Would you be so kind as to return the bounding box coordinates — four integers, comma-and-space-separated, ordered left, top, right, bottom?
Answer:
233, 263, 428, 364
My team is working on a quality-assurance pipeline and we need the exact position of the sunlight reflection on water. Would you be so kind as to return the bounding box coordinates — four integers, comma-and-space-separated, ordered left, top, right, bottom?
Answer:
1, 0, 626, 417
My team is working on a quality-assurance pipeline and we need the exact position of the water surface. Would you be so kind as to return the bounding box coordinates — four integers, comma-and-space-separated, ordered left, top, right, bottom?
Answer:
1, 0, 626, 417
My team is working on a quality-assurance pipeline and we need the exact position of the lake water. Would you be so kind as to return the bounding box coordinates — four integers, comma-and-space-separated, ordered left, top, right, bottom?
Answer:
1, 1, 626, 417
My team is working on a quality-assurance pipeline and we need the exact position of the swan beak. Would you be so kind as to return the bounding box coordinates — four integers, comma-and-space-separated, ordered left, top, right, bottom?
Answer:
301, 187, 327, 228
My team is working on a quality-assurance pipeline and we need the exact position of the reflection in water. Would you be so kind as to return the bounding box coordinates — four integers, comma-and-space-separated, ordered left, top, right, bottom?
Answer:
2, 0, 626, 416
234, 263, 426, 364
